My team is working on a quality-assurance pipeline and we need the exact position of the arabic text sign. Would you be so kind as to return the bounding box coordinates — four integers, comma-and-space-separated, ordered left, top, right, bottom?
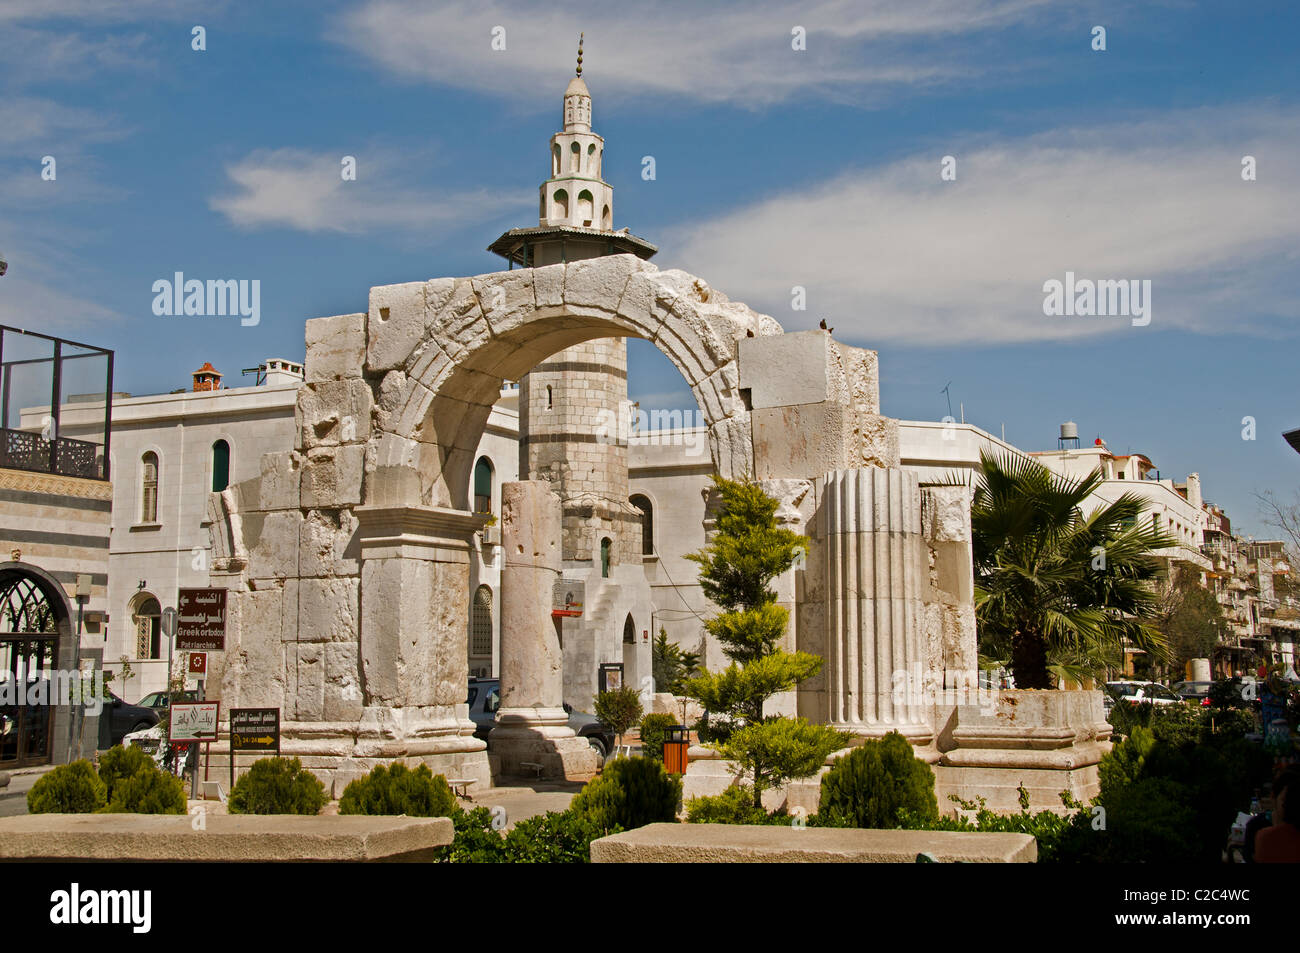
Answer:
230, 707, 280, 752
176, 588, 227, 651
170, 701, 220, 742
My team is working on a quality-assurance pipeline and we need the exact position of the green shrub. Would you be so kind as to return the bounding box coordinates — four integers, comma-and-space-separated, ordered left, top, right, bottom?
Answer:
1093, 777, 1200, 863
438, 807, 508, 863
26, 760, 106, 814
97, 744, 157, 802
639, 713, 677, 762
338, 762, 455, 817
685, 784, 785, 825
571, 756, 681, 834
104, 767, 185, 814
504, 810, 611, 863
818, 731, 937, 829
899, 789, 1092, 863
228, 757, 327, 815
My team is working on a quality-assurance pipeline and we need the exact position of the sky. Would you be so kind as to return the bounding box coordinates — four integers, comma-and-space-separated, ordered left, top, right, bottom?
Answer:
1, 0, 1297, 535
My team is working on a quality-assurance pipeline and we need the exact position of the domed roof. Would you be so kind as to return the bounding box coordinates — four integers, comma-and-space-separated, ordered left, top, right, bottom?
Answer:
565, 75, 590, 98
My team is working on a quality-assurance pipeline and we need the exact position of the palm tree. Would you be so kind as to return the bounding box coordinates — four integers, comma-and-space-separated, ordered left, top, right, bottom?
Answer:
971, 451, 1177, 690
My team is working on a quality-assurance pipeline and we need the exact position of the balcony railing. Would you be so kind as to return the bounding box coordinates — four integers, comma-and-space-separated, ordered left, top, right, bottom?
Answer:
0, 427, 103, 480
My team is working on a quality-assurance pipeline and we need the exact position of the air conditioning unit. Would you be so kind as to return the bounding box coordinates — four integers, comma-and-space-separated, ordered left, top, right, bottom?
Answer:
481, 524, 500, 545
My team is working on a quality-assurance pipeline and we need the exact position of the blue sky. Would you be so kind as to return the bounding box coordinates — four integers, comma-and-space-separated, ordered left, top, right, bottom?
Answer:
1, 0, 1297, 535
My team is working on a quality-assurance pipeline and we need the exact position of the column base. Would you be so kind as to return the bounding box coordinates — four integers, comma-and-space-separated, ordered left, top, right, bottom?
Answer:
489, 709, 599, 781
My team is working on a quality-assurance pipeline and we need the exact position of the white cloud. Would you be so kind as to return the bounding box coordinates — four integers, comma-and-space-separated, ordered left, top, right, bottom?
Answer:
333, 0, 1054, 108
661, 107, 1300, 346
209, 148, 528, 234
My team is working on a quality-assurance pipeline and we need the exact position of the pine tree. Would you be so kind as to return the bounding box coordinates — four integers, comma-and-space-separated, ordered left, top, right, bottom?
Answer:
684, 476, 847, 807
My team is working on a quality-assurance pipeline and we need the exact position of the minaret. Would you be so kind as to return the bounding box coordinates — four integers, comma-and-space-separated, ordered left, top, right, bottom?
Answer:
487, 38, 657, 709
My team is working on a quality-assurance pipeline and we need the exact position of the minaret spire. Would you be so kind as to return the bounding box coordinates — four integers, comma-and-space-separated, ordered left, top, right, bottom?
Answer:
576, 32, 583, 77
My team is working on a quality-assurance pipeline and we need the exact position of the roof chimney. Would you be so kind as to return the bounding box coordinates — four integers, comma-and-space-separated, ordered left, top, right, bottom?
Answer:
193, 362, 222, 392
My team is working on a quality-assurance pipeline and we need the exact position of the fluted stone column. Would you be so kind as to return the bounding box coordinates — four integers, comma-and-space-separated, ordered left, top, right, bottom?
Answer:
823, 468, 932, 742
489, 481, 598, 780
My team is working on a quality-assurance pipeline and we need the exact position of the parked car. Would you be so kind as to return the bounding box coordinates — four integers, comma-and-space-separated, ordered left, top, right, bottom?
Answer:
135, 690, 201, 711
105, 693, 160, 746
1104, 680, 1184, 707
466, 677, 616, 760
1172, 681, 1213, 706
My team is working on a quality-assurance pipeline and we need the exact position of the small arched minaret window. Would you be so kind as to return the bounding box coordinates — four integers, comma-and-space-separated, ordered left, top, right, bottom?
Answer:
587, 143, 596, 175
630, 494, 653, 556
546, 385, 553, 410
141, 452, 159, 523
553, 188, 569, 221
552, 143, 561, 176
578, 190, 594, 227
474, 456, 494, 515
623, 614, 636, 645
602, 204, 612, 230
211, 439, 230, 492
600, 537, 612, 578
570, 142, 581, 173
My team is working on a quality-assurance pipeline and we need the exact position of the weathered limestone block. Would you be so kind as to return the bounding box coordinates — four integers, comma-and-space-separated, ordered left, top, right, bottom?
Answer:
708, 414, 753, 480
222, 586, 287, 710
243, 510, 303, 580
471, 268, 536, 336
288, 643, 325, 721
258, 451, 301, 512
323, 641, 364, 721
297, 379, 374, 449
296, 576, 359, 643
562, 255, 653, 317
305, 312, 365, 383
740, 331, 835, 409
426, 277, 488, 364
299, 508, 360, 578
852, 411, 901, 469
532, 261, 565, 309
366, 280, 427, 373
752, 401, 852, 480
301, 445, 364, 508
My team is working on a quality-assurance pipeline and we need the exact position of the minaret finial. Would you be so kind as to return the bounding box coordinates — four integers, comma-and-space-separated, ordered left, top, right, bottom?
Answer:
576, 32, 583, 76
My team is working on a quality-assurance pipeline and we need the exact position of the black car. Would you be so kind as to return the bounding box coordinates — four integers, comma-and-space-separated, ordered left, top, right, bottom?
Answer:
466, 678, 616, 759
105, 693, 160, 746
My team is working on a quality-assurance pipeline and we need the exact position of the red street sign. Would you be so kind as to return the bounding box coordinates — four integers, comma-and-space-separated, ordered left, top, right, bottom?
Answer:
188, 653, 207, 675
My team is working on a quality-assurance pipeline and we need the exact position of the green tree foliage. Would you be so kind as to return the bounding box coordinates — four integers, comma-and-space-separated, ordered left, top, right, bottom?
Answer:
26, 760, 106, 814
651, 629, 700, 695
570, 756, 681, 835
338, 762, 455, 817
504, 810, 611, 863
228, 757, 328, 816
683, 476, 845, 806
593, 686, 643, 747
638, 713, 678, 762
972, 452, 1177, 689
1156, 566, 1225, 676
818, 732, 938, 829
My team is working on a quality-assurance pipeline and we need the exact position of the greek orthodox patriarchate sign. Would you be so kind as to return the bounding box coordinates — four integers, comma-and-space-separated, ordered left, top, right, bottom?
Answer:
176, 588, 227, 651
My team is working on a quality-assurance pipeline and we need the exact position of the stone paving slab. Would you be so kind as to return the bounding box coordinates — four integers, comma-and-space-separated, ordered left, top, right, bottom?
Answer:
0, 813, 453, 862
590, 823, 1036, 863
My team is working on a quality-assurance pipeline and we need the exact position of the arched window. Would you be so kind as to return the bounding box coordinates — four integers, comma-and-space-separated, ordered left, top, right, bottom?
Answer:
141, 452, 159, 523
570, 142, 581, 172
602, 204, 612, 230
600, 537, 612, 578
587, 143, 596, 174
211, 439, 230, 492
474, 457, 493, 515
623, 614, 636, 645
553, 188, 569, 221
552, 143, 561, 176
471, 585, 493, 659
546, 385, 553, 410
132, 595, 162, 660
578, 190, 594, 227
630, 494, 653, 556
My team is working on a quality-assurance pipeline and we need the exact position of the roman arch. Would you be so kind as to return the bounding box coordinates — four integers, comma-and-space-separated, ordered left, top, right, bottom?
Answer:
203, 249, 1004, 797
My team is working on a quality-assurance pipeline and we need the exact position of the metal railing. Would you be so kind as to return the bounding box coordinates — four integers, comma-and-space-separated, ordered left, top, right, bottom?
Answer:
0, 427, 103, 480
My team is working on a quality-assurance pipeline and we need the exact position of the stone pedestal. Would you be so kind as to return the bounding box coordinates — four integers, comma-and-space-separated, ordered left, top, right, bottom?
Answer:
933, 689, 1112, 813
490, 481, 598, 780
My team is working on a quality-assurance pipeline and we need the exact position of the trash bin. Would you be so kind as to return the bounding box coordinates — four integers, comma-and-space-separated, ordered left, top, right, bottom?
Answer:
664, 724, 690, 775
